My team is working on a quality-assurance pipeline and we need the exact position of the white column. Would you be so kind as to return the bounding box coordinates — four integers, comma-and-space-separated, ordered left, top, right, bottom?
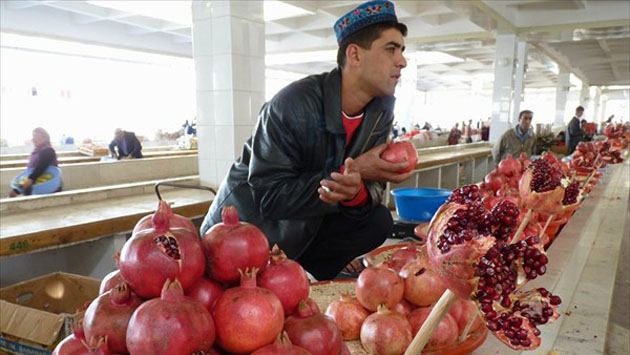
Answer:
511, 40, 528, 126
394, 58, 418, 130
192, 1, 265, 188
554, 68, 570, 126
579, 83, 590, 112
592, 87, 602, 124
489, 33, 517, 142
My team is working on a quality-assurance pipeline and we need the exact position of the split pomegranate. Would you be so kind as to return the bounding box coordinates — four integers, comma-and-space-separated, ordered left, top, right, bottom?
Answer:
132, 200, 197, 236
324, 293, 369, 341
98, 269, 125, 295
285, 300, 344, 355
398, 257, 447, 307
257, 245, 310, 315
52, 321, 86, 355
562, 181, 582, 207
185, 276, 225, 313
202, 206, 270, 284
448, 298, 484, 336
213, 269, 284, 354
119, 201, 206, 298
519, 159, 566, 215
427, 185, 562, 350
251, 332, 313, 355
83, 283, 143, 354
498, 154, 522, 177
360, 305, 412, 355
380, 140, 418, 173
408, 307, 458, 350
126, 279, 215, 355
355, 264, 404, 311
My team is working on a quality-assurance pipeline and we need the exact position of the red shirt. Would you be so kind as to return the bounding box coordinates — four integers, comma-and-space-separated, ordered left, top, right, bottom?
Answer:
339, 111, 368, 207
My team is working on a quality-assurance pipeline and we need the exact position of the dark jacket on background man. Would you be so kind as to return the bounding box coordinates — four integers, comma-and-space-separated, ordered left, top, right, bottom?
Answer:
200, 68, 394, 259
109, 131, 143, 159
567, 116, 584, 154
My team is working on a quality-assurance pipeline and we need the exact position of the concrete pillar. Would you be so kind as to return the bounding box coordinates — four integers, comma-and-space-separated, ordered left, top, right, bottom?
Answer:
554, 68, 570, 126
192, 1, 265, 188
489, 33, 517, 142
592, 87, 602, 124
511, 40, 528, 126
580, 83, 590, 112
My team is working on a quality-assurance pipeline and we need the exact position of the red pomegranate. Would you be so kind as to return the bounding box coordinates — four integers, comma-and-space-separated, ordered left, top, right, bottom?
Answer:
360, 305, 412, 355
213, 269, 284, 354
484, 171, 507, 192
498, 154, 522, 177
519, 159, 565, 215
408, 307, 458, 350
284, 300, 344, 355
202, 206, 270, 284
392, 298, 415, 317
185, 277, 225, 313
52, 321, 86, 355
355, 264, 404, 311
398, 257, 447, 307
83, 283, 143, 354
126, 279, 215, 355
257, 245, 310, 316
85, 337, 112, 355
380, 141, 418, 173
448, 298, 484, 336
304, 297, 321, 314
324, 293, 369, 341
251, 332, 313, 355
132, 200, 197, 236
388, 243, 421, 271
119, 201, 206, 298
98, 270, 125, 295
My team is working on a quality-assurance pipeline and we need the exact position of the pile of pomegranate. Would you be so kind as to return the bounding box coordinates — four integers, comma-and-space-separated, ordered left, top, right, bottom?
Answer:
54, 202, 327, 355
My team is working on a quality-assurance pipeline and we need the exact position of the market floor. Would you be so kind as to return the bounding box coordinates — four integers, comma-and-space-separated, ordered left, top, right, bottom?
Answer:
604, 202, 630, 355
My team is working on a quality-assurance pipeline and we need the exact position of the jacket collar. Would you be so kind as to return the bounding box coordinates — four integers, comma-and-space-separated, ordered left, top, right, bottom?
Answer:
323, 67, 395, 135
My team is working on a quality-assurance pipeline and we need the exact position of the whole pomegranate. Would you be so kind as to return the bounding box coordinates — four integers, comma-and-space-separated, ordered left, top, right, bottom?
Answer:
284, 300, 344, 355
408, 307, 458, 350
132, 200, 197, 236
257, 245, 310, 316
355, 264, 404, 311
325, 293, 369, 341
126, 279, 216, 355
392, 299, 415, 317
119, 201, 206, 298
380, 140, 418, 173
213, 269, 284, 354
83, 283, 143, 354
388, 243, 421, 271
398, 257, 447, 307
498, 154, 522, 177
185, 277, 225, 313
448, 298, 484, 336
202, 206, 270, 284
360, 305, 412, 355
52, 321, 86, 355
98, 269, 125, 295
484, 171, 506, 192
251, 332, 313, 355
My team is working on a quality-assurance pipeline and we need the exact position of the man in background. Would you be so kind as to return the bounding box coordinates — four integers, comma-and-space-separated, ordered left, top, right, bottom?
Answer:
109, 128, 143, 160
492, 110, 536, 163
567, 106, 585, 154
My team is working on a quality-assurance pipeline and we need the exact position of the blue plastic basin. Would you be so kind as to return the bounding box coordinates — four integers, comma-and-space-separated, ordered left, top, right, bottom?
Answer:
11, 166, 62, 195
391, 188, 452, 222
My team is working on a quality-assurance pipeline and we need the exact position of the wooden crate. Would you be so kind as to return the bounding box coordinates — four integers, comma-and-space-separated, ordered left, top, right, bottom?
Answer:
78, 144, 109, 156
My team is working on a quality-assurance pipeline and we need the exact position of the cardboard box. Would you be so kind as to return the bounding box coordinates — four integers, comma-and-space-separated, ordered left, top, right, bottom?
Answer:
0, 272, 100, 354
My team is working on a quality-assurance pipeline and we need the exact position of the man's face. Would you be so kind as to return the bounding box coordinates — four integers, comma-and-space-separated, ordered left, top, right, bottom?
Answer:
576, 110, 584, 118
519, 113, 533, 131
357, 28, 407, 97
115, 131, 124, 140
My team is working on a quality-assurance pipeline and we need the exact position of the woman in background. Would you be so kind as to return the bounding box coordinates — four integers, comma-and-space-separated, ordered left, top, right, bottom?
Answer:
9, 127, 61, 197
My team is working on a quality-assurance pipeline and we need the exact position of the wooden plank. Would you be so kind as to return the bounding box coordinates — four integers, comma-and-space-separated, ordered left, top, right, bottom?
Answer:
0, 201, 210, 257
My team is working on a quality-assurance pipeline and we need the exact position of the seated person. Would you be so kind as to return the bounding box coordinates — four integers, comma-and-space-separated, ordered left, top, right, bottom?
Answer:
109, 128, 143, 160
10, 127, 62, 197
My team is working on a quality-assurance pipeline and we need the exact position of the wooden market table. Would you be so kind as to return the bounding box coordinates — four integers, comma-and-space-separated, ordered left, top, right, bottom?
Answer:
473, 162, 630, 354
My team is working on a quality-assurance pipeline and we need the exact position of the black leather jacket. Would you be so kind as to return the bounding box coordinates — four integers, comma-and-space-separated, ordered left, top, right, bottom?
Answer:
200, 68, 395, 259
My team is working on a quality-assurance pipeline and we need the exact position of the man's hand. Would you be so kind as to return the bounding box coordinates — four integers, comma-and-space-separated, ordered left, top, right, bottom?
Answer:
354, 143, 415, 183
318, 158, 362, 205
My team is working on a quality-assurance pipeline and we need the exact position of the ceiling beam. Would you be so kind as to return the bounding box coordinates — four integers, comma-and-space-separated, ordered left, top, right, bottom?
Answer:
518, 19, 630, 35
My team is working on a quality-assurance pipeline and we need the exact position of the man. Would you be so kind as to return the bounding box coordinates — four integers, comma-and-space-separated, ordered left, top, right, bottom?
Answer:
109, 128, 143, 160
492, 110, 536, 163
200, 0, 411, 281
447, 123, 462, 145
464, 119, 473, 143
567, 106, 585, 154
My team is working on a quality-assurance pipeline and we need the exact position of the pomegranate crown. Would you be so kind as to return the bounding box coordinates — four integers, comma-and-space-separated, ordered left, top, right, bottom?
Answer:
151, 200, 174, 230
221, 205, 240, 226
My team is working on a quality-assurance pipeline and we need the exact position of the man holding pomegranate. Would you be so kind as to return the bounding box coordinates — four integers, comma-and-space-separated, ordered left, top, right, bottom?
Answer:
200, 0, 413, 281
492, 110, 536, 163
